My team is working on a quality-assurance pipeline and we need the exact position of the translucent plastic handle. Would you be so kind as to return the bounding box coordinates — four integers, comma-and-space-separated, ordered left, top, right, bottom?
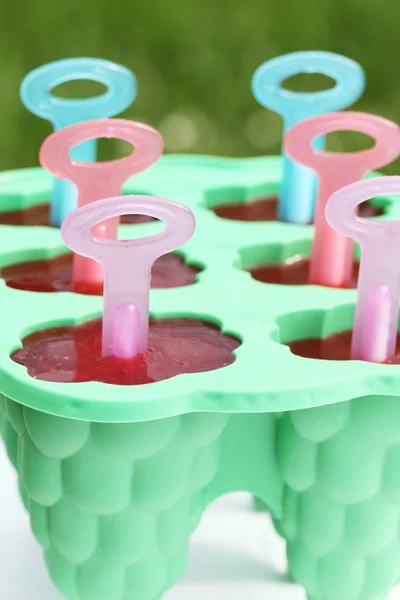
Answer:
326, 176, 400, 363
40, 118, 163, 285
284, 111, 400, 287
252, 51, 365, 223
62, 195, 196, 358
20, 57, 136, 226
20, 57, 136, 129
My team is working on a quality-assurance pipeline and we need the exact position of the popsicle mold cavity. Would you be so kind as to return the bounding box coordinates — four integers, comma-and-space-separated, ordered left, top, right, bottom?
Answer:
11, 315, 241, 385
276, 302, 355, 347
1, 250, 203, 293
204, 181, 279, 222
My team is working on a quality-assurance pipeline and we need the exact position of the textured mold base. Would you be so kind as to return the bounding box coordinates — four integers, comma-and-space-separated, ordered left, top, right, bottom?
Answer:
0, 395, 282, 600
277, 395, 400, 600
1, 398, 228, 600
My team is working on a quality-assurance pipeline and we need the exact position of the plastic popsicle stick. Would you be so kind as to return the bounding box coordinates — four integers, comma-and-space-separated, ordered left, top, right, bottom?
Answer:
40, 118, 163, 286
326, 176, 400, 363
20, 58, 136, 226
252, 51, 365, 224
62, 195, 196, 358
284, 111, 400, 287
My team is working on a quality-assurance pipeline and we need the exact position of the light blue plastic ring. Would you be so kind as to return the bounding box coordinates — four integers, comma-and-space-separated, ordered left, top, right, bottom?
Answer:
20, 57, 136, 129
252, 51, 365, 224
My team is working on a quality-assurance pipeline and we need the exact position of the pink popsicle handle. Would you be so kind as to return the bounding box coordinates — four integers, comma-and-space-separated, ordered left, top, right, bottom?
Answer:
326, 176, 400, 363
284, 111, 400, 287
61, 194, 196, 358
40, 118, 163, 285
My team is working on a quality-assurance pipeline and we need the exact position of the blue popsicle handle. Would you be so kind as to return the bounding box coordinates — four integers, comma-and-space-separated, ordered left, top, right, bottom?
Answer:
20, 57, 136, 226
252, 51, 365, 224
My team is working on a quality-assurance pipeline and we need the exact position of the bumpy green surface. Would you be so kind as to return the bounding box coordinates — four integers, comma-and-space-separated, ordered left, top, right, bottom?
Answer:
278, 397, 400, 600
2, 155, 400, 600
1, 397, 229, 600
0, 395, 280, 600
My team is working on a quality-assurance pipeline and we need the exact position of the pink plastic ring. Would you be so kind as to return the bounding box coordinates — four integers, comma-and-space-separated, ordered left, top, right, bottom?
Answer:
284, 111, 400, 175
40, 118, 163, 187
62, 194, 196, 268
326, 176, 400, 241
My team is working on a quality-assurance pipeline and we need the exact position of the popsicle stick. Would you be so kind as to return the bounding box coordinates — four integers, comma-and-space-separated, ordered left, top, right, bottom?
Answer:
326, 176, 400, 362
284, 111, 400, 287
62, 195, 196, 358
252, 51, 365, 224
40, 118, 163, 287
20, 58, 136, 226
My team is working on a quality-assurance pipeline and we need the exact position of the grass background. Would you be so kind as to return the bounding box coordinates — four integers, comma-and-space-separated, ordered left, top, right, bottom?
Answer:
1, 0, 399, 172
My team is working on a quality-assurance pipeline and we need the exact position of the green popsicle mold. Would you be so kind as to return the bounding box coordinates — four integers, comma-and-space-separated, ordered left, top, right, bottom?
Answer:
2, 155, 400, 600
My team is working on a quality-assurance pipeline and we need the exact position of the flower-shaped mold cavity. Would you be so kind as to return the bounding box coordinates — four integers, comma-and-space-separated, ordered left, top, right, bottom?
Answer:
205, 180, 279, 222
11, 315, 241, 385
0, 271, 254, 421
278, 302, 400, 364
0, 246, 204, 294
205, 177, 388, 223
0, 167, 154, 226
238, 238, 360, 288
267, 300, 400, 403
202, 176, 397, 259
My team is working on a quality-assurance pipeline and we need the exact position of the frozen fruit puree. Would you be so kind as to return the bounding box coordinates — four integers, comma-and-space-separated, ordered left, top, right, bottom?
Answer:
11, 317, 241, 385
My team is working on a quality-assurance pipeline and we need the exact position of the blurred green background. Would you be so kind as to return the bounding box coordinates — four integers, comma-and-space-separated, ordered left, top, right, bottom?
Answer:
1, 0, 399, 172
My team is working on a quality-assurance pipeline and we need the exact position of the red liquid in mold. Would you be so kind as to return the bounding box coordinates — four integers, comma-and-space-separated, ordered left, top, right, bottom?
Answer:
212, 196, 279, 222
246, 256, 360, 288
11, 318, 241, 385
0, 203, 155, 226
1, 252, 202, 294
211, 196, 382, 223
287, 329, 400, 365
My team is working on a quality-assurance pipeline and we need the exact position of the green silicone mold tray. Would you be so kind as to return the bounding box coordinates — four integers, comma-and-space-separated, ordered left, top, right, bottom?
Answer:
2, 154, 400, 600
1, 156, 400, 421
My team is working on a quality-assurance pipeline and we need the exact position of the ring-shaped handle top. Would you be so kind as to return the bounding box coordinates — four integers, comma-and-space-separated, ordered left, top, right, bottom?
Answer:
326, 176, 400, 242
39, 118, 163, 199
252, 51, 365, 123
284, 111, 400, 178
20, 57, 136, 129
62, 194, 196, 268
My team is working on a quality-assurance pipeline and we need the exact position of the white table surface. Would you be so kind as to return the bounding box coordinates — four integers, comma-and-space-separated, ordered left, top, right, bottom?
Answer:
1, 443, 400, 600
